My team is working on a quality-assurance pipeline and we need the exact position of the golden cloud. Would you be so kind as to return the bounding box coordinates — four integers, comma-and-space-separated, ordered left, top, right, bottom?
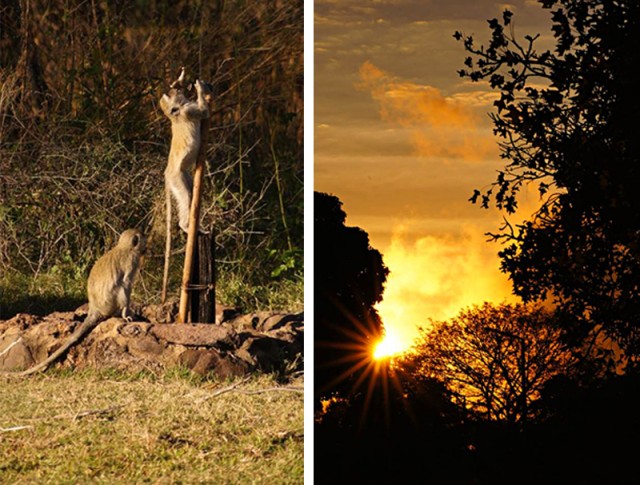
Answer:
357, 61, 498, 161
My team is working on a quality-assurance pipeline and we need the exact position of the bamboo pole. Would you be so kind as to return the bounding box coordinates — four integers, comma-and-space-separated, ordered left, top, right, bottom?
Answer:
177, 90, 214, 323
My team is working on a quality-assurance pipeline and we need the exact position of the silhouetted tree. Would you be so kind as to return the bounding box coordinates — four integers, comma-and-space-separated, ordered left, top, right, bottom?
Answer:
457, 1, 640, 358
528, 372, 640, 483
314, 191, 388, 408
315, 358, 469, 484
399, 303, 573, 425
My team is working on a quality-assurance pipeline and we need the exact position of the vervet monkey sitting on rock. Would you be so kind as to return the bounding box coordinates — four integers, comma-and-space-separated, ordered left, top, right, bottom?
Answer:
3, 228, 146, 376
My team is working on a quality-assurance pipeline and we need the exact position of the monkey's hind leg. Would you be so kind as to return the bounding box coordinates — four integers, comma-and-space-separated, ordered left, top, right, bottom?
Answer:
162, 184, 172, 303
169, 171, 193, 234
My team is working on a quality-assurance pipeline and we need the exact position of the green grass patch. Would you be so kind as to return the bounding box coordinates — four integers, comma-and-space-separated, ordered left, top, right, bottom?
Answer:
0, 264, 303, 320
216, 269, 304, 314
0, 271, 86, 319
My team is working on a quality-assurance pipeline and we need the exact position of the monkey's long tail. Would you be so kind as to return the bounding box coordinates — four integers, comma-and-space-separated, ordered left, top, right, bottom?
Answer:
1, 311, 103, 377
162, 185, 172, 303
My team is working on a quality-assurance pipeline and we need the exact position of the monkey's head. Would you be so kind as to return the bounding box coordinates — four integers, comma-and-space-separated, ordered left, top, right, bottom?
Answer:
160, 89, 190, 119
117, 228, 147, 256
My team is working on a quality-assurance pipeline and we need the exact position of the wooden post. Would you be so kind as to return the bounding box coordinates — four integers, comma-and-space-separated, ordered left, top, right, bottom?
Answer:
189, 236, 200, 322
177, 91, 214, 323
189, 232, 216, 323
201, 231, 216, 322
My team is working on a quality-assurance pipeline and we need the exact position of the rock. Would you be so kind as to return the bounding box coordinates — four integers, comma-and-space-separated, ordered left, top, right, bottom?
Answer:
178, 348, 250, 378
0, 306, 303, 379
236, 334, 301, 372
0, 327, 35, 369
127, 334, 165, 357
141, 300, 242, 325
1, 313, 40, 331
141, 301, 178, 324
261, 312, 303, 332
151, 323, 238, 349
215, 303, 241, 324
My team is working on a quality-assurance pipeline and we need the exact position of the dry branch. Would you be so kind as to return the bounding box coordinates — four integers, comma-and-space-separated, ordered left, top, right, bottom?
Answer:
0, 425, 33, 433
195, 376, 252, 402
238, 386, 304, 395
70, 404, 127, 421
0, 338, 22, 358
196, 377, 303, 403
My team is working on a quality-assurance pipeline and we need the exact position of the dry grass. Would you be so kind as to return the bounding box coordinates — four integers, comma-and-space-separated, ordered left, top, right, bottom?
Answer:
0, 369, 304, 484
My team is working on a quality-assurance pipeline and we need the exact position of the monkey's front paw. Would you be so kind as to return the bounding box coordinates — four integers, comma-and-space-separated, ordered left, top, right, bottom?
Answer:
179, 225, 210, 235
195, 79, 205, 93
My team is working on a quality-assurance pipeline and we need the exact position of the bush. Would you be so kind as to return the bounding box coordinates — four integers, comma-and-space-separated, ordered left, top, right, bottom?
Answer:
0, 0, 303, 317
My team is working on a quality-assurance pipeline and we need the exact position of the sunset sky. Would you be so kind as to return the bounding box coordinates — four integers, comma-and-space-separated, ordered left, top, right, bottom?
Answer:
314, 0, 554, 353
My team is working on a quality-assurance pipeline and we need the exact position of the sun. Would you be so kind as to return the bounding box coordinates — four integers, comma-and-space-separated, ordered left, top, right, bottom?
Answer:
373, 327, 408, 359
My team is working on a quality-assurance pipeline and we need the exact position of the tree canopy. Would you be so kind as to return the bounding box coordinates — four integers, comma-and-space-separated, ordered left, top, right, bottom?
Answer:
314, 191, 388, 406
457, 0, 640, 356
399, 302, 572, 425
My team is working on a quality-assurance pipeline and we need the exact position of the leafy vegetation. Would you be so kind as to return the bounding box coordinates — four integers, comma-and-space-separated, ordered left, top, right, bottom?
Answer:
458, 0, 640, 356
314, 191, 388, 408
0, 0, 303, 317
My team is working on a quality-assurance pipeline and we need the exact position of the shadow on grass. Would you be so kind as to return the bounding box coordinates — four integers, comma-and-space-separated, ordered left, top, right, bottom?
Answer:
0, 294, 86, 320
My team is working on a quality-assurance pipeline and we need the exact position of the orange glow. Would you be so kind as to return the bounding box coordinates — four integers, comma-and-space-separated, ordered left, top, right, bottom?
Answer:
373, 327, 407, 359
374, 223, 520, 350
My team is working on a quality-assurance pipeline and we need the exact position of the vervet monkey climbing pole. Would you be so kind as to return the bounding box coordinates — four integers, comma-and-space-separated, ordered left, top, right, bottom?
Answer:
178, 81, 214, 324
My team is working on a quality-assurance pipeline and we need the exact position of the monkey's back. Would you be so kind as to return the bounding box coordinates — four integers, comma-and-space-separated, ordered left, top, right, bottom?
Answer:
86, 248, 134, 318
167, 118, 201, 171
